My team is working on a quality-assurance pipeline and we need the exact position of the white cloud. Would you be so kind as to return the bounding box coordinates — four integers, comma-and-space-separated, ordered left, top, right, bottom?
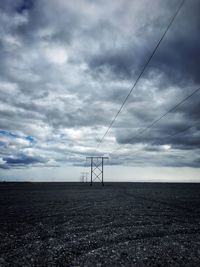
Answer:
0, 81, 18, 94
44, 45, 68, 65
162, 144, 171, 151
0, 158, 6, 165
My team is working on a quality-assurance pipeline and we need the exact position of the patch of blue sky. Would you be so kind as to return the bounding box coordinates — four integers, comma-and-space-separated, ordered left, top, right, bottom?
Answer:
0, 130, 36, 144
0, 130, 19, 138
0, 141, 6, 147
25, 135, 36, 144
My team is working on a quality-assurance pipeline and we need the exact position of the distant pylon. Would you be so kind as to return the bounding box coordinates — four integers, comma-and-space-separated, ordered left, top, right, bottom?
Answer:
80, 172, 89, 183
84, 172, 89, 183
86, 157, 109, 186
80, 172, 84, 182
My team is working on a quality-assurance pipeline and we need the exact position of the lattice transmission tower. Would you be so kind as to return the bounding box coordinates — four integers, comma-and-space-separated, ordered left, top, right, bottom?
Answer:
86, 157, 109, 186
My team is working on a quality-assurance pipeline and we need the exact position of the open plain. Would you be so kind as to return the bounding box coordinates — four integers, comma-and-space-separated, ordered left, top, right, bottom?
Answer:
1, 182, 200, 266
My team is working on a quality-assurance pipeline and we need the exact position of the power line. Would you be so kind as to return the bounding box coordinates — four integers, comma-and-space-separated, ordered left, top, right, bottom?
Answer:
111, 86, 200, 155
112, 120, 200, 162
96, 0, 186, 150
169, 121, 200, 138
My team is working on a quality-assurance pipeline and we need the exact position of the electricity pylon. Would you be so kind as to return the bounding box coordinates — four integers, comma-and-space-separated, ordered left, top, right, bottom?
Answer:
86, 157, 109, 186
80, 172, 89, 183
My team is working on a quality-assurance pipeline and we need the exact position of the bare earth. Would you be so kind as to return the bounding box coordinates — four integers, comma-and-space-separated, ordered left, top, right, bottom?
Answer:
1, 182, 200, 266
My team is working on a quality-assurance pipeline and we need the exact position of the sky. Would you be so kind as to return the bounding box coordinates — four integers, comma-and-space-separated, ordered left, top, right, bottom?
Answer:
0, 0, 200, 182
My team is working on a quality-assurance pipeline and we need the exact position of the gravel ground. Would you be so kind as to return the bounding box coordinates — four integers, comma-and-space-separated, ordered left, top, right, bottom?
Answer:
1, 182, 200, 266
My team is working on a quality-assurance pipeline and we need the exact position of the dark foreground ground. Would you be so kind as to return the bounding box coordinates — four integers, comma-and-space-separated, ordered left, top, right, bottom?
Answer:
1, 182, 200, 266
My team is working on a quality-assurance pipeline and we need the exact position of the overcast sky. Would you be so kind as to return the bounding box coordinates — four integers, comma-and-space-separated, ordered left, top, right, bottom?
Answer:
0, 0, 200, 182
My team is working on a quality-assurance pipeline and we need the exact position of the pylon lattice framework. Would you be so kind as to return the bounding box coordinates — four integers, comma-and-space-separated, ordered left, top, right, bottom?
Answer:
86, 157, 109, 186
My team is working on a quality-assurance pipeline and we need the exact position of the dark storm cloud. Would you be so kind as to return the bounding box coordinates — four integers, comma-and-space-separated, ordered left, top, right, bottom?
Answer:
89, 0, 200, 86
116, 109, 200, 143
4, 155, 44, 165
0, 0, 199, 169
16, 0, 34, 14
89, 44, 142, 80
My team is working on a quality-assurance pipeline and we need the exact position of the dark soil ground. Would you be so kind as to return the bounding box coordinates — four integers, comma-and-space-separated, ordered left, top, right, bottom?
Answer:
1, 182, 200, 266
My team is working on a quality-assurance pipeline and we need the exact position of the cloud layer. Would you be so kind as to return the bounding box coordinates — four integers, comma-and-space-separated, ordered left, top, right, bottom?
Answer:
0, 0, 200, 170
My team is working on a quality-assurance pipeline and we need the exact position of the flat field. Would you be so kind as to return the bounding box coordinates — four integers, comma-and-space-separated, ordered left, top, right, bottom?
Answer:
1, 182, 200, 266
